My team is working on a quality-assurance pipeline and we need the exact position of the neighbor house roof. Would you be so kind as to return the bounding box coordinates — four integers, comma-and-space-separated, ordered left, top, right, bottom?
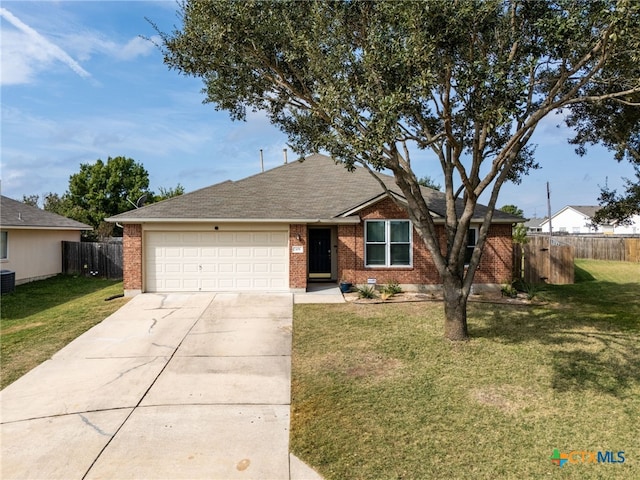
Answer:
524, 217, 546, 229
567, 206, 600, 218
539, 206, 601, 228
1, 195, 92, 230
107, 154, 522, 224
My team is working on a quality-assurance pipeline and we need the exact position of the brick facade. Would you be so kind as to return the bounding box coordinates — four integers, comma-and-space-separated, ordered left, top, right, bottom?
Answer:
336, 197, 513, 286
121, 201, 512, 294
289, 224, 307, 290
123, 224, 142, 295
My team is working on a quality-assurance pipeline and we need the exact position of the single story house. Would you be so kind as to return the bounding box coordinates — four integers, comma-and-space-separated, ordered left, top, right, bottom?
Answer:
108, 154, 521, 296
524, 217, 546, 233
540, 205, 640, 235
0, 195, 92, 285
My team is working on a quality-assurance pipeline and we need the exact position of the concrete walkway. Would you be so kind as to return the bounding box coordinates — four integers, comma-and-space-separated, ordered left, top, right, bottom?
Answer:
1, 292, 324, 480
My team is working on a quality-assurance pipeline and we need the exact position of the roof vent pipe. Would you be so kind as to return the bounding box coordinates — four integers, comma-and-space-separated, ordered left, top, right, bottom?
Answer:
283, 148, 288, 164
260, 149, 264, 172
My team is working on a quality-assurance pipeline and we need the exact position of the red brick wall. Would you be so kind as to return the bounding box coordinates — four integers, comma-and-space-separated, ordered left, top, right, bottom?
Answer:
474, 223, 513, 284
336, 198, 513, 285
289, 224, 307, 289
123, 224, 142, 292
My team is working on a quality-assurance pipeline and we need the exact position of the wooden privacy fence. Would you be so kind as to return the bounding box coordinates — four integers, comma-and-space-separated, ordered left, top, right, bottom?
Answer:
527, 236, 640, 262
513, 236, 575, 284
62, 241, 123, 279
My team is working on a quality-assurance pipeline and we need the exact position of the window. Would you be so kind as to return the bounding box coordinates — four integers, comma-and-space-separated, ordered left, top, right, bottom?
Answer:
365, 220, 411, 267
464, 227, 478, 265
0, 231, 7, 260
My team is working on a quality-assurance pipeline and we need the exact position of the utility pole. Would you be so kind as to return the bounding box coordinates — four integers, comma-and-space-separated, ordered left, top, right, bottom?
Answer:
547, 181, 552, 236
547, 181, 552, 282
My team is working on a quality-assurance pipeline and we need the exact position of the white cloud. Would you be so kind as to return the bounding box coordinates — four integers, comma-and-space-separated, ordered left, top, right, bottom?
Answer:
117, 35, 159, 61
0, 7, 91, 85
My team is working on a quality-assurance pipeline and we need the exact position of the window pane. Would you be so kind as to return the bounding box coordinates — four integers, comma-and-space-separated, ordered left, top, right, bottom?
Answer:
366, 244, 386, 265
467, 228, 477, 246
464, 246, 473, 265
366, 221, 385, 242
390, 221, 409, 243
390, 244, 410, 265
0, 231, 7, 259
465, 228, 476, 264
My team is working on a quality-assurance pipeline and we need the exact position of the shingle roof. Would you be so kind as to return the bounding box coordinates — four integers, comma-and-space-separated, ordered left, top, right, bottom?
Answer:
107, 154, 522, 224
1, 195, 92, 230
568, 205, 600, 218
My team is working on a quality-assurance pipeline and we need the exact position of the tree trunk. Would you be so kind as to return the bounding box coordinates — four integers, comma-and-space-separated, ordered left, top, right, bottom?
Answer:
442, 273, 470, 341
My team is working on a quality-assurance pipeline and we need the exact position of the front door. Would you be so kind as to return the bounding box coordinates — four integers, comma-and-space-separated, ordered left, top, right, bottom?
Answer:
308, 228, 332, 279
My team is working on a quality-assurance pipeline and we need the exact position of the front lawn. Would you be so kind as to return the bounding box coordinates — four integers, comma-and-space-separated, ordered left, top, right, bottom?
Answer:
291, 260, 640, 479
0, 275, 127, 389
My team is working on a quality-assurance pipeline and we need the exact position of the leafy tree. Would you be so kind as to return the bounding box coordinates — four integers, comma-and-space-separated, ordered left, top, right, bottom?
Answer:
417, 175, 442, 191
65, 156, 152, 238
155, 183, 185, 202
593, 168, 640, 225
500, 204, 524, 218
158, 0, 640, 340
22, 195, 39, 207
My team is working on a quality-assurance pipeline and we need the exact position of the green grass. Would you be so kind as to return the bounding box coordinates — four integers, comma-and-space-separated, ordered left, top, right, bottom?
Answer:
291, 260, 640, 479
0, 275, 128, 389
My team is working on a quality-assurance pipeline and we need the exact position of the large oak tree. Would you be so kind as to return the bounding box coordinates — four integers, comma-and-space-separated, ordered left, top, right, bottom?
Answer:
158, 0, 640, 340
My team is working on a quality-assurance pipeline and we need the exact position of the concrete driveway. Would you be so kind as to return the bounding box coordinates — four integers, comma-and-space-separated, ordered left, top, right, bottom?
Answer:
1, 292, 323, 480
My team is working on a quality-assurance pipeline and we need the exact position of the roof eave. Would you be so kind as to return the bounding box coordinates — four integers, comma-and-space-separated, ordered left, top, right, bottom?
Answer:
106, 217, 361, 225
1, 225, 92, 230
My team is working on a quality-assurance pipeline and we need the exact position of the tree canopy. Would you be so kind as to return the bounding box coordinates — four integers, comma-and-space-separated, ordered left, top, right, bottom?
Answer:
159, 0, 640, 340
594, 168, 640, 224
23, 157, 184, 239
417, 175, 442, 191
500, 204, 524, 218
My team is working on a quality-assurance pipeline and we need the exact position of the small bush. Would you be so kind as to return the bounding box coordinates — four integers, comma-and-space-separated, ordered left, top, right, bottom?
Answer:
501, 279, 518, 298
357, 285, 378, 299
382, 281, 403, 295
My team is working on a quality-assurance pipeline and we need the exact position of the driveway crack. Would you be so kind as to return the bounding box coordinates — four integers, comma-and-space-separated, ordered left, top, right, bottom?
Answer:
79, 414, 111, 437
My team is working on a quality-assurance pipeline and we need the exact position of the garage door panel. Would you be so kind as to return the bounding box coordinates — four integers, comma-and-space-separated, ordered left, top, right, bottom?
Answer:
145, 230, 289, 292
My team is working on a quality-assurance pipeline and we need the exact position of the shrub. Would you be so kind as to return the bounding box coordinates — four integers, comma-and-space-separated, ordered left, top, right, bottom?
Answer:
357, 285, 378, 299
382, 280, 403, 296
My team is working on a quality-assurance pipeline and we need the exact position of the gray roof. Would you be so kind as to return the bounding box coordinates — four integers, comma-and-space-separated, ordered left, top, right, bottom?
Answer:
108, 154, 522, 224
1, 195, 92, 230
524, 217, 546, 228
567, 205, 600, 218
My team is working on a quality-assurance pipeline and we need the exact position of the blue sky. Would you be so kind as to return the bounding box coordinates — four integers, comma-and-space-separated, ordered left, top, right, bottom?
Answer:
1, 1, 636, 219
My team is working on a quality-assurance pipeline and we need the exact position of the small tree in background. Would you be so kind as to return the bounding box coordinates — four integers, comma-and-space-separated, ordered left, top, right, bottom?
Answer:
500, 204, 524, 218
417, 175, 442, 191
21, 157, 184, 240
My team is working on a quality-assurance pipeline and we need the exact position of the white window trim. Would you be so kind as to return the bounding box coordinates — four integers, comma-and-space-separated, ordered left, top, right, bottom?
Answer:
364, 220, 413, 268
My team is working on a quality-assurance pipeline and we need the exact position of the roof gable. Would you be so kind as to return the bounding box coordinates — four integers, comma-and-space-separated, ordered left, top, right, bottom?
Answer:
1, 195, 92, 230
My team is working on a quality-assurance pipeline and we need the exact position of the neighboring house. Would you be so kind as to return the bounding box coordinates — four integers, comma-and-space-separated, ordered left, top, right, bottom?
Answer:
540, 205, 640, 235
108, 154, 522, 296
604, 214, 640, 235
524, 217, 546, 233
0, 195, 92, 285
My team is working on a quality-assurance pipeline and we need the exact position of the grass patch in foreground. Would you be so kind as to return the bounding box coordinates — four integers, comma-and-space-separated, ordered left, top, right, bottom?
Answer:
291, 260, 639, 479
0, 275, 127, 388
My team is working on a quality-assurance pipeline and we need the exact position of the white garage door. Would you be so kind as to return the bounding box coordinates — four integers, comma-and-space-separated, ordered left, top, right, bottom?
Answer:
145, 230, 289, 292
